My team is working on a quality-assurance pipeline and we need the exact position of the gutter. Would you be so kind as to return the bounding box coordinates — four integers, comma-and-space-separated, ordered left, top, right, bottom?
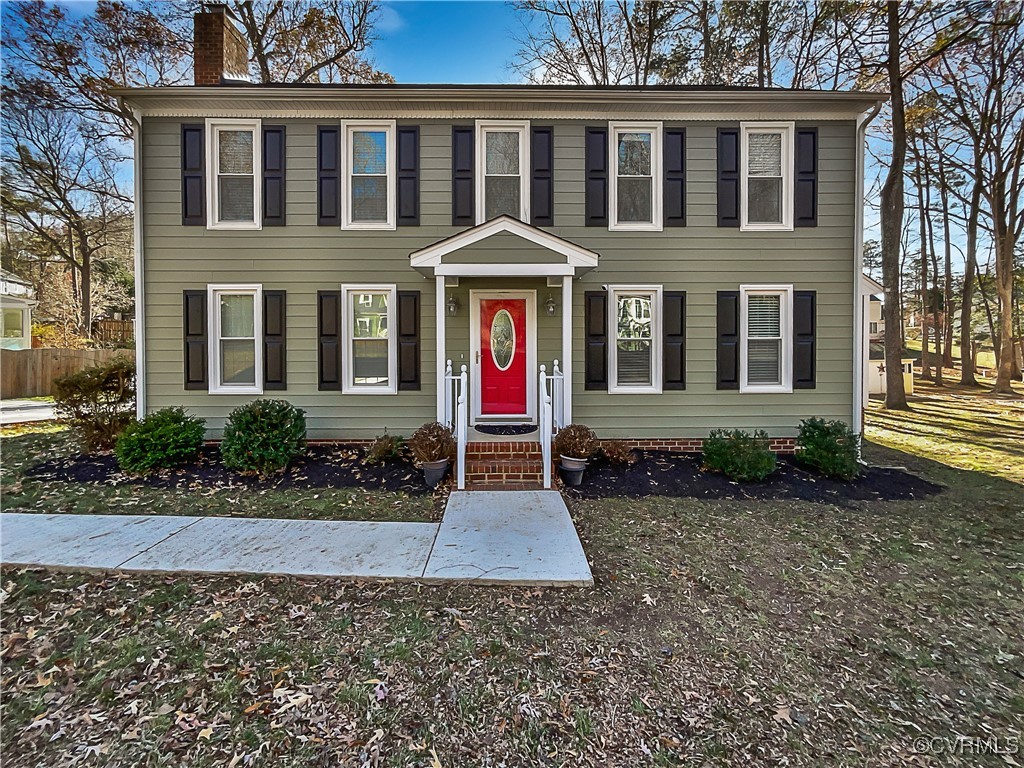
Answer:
853, 103, 882, 440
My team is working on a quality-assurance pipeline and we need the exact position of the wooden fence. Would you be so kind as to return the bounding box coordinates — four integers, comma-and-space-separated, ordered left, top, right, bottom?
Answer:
93, 319, 135, 345
1, 348, 136, 399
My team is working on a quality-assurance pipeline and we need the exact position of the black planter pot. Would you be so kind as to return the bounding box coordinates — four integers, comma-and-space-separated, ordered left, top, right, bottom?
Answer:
421, 459, 449, 488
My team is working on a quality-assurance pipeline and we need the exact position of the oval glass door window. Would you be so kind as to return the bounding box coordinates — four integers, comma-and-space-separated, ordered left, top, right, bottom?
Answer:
490, 309, 515, 371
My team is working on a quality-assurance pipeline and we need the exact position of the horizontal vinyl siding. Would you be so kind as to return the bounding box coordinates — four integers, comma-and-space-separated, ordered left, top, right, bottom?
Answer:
142, 117, 856, 439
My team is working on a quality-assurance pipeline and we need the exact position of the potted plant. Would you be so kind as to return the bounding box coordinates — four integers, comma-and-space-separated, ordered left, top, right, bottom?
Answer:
553, 424, 599, 486
408, 422, 457, 488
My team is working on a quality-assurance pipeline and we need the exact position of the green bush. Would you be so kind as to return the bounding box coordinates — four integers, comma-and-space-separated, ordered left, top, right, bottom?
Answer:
702, 429, 777, 482
115, 408, 206, 474
795, 418, 861, 480
220, 399, 306, 476
364, 433, 405, 464
52, 356, 136, 451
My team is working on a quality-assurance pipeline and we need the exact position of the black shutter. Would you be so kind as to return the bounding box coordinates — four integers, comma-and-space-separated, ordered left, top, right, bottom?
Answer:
716, 291, 740, 389
584, 291, 608, 389
664, 128, 686, 227
317, 126, 340, 226
397, 126, 420, 226
794, 127, 818, 227
452, 126, 474, 225
181, 124, 205, 226
793, 290, 817, 388
531, 126, 554, 226
663, 291, 686, 389
263, 290, 286, 390
717, 128, 740, 227
317, 290, 341, 390
183, 290, 207, 390
585, 127, 608, 227
397, 290, 421, 390
262, 125, 286, 227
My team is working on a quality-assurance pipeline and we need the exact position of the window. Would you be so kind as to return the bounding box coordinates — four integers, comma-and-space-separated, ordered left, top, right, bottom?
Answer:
608, 285, 662, 393
341, 284, 397, 394
869, 322, 879, 334
209, 285, 262, 394
609, 122, 662, 231
206, 119, 261, 229
740, 285, 793, 393
342, 121, 396, 229
741, 122, 793, 231
475, 121, 529, 223
2, 308, 25, 339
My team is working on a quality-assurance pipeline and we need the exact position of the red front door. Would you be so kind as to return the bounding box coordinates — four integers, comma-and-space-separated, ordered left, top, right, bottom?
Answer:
479, 298, 527, 416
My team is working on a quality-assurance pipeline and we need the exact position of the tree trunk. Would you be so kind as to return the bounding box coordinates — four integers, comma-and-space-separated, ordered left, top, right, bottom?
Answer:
80, 249, 92, 338
881, 1, 910, 409
938, 149, 954, 368
959, 176, 983, 385
992, 232, 1017, 393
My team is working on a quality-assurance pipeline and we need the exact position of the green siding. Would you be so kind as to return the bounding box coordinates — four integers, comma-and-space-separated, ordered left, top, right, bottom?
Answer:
142, 117, 856, 439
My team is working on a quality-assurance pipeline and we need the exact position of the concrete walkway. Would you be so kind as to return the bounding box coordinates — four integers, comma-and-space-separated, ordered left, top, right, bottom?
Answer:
0, 399, 56, 425
0, 491, 593, 586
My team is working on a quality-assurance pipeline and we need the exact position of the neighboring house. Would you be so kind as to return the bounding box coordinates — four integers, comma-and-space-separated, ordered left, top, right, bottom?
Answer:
0, 269, 35, 351
113, 7, 886, 478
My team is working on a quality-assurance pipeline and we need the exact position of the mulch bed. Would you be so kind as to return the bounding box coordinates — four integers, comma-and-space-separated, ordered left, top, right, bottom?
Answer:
24, 444, 431, 495
562, 450, 943, 503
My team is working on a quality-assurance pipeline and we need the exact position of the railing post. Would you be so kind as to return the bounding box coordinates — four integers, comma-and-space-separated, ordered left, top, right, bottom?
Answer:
457, 364, 468, 490
539, 364, 552, 489
443, 359, 453, 429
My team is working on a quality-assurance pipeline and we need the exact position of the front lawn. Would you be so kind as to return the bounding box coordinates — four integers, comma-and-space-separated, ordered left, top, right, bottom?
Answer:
3, 390, 1022, 766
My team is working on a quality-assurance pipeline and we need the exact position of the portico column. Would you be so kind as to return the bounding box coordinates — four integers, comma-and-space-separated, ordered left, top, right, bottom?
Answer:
562, 274, 572, 424
436, 275, 446, 422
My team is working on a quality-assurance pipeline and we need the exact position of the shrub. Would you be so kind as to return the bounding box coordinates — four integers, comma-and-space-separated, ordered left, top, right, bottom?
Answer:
601, 439, 637, 466
795, 418, 861, 480
365, 433, 405, 464
702, 429, 777, 482
408, 422, 456, 464
553, 424, 599, 460
115, 408, 205, 474
52, 356, 136, 451
220, 399, 306, 476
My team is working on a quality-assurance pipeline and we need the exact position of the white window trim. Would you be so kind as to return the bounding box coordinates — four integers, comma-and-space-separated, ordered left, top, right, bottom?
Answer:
205, 118, 262, 231
740, 284, 793, 393
340, 120, 396, 230
607, 284, 663, 394
740, 121, 794, 232
340, 283, 398, 395
208, 283, 263, 395
608, 121, 663, 232
475, 120, 530, 224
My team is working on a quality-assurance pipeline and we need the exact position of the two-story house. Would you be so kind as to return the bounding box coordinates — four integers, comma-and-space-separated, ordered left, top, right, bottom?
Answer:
113, 6, 885, 485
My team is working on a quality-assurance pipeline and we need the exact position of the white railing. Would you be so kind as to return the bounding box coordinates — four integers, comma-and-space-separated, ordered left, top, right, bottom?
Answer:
538, 359, 565, 489
444, 359, 468, 490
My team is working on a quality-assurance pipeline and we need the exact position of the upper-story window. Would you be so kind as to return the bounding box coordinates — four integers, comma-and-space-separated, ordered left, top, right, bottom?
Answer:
341, 120, 396, 230
609, 122, 662, 232
476, 120, 529, 223
741, 122, 794, 231
740, 284, 793, 393
206, 119, 262, 230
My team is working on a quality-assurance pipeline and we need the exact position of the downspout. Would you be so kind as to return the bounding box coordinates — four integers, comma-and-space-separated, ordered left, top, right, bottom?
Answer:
853, 104, 882, 441
121, 99, 146, 420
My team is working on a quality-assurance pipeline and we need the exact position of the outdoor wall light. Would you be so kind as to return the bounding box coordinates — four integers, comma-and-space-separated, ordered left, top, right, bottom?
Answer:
545, 294, 557, 316
447, 295, 459, 317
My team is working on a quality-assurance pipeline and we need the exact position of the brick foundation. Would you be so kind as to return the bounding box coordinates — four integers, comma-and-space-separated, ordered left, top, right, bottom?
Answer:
604, 438, 797, 455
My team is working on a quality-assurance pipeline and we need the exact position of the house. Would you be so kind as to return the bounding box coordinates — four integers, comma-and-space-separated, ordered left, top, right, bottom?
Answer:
0, 269, 35, 351
112, 6, 886, 486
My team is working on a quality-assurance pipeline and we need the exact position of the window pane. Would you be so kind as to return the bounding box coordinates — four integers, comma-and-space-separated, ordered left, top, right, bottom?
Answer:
747, 294, 781, 337
617, 177, 653, 223
748, 132, 781, 176
220, 294, 254, 337
352, 293, 389, 339
484, 176, 521, 219
2, 308, 24, 337
747, 177, 782, 224
485, 132, 519, 175
351, 176, 387, 222
218, 176, 255, 222
220, 339, 256, 385
352, 131, 387, 175
218, 130, 253, 174
353, 339, 389, 385
747, 339, 781, 385
616, 340, 652, 385
617, 132, 651, 176
616, 295, 652, 339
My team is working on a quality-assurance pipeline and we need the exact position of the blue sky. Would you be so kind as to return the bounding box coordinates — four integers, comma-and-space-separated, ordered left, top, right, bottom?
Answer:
372, 1, 524, 83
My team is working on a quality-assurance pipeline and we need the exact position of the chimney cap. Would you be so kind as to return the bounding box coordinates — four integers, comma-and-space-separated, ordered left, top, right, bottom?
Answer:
201, 2, 239, 22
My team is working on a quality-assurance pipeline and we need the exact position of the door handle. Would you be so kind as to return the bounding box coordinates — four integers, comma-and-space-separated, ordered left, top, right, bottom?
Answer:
476, 350, 481, 364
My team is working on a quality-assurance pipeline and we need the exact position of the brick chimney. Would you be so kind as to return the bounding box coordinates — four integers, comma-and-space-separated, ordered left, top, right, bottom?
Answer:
194, 4, 250, 85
